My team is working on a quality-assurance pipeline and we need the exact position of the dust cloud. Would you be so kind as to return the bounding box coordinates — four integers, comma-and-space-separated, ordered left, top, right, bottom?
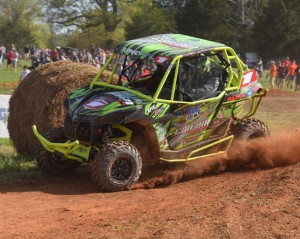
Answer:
131, 130, 300, 190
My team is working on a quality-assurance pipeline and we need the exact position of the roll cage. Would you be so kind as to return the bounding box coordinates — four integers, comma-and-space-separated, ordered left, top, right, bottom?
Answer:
90, 46, 248, 105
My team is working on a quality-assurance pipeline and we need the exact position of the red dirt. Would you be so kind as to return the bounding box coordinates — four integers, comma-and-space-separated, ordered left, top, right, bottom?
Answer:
1, 92, 300, 239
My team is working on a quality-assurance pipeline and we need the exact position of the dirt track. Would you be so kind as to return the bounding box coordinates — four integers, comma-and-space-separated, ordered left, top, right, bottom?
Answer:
1, 91, 300, 239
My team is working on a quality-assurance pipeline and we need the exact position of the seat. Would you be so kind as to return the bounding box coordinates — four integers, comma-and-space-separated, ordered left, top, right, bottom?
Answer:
191, 76, 222, 100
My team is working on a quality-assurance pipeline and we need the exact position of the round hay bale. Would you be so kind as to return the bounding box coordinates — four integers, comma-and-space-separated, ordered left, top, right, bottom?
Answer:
7, 61, 107, 156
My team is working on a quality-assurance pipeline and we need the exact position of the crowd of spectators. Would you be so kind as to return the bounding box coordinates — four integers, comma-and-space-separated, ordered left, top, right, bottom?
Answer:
0, 43, 157, 85
0, 43, 112, 72
266, 57, 300, 92
1, 43, 300, 92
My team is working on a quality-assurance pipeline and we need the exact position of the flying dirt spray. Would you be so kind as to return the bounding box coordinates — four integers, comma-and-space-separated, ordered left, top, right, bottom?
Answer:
131, 131, 300, 190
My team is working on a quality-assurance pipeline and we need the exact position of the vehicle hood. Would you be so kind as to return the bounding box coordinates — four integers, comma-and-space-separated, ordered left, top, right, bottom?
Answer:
68, 87, 149, 121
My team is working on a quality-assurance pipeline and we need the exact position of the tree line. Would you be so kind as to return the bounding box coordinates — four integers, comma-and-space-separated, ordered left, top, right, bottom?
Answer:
0, 0, 299, 61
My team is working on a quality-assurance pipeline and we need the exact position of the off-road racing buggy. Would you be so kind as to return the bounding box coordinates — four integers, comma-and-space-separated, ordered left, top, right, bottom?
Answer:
33, 34, 269, 192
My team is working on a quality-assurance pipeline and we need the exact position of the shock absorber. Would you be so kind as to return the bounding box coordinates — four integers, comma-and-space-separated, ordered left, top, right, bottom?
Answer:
103, 125, 113, 144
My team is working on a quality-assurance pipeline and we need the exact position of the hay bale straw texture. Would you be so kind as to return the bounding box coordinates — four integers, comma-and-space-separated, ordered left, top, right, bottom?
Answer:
8, 61, 106, 156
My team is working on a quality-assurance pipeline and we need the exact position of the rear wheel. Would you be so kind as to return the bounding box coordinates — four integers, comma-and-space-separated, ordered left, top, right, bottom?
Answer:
34, 128, 80, 175
227, 118, 269, 168
91, 141, 142, 192
231, 118, 269, 140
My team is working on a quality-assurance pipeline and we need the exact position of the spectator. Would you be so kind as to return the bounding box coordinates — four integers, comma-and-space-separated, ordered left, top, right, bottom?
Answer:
24, 45, 30, 62
100, 49, 107, 67
87, 51, 93, 64
51, 48, 59, 62
19, 65, 31, 81
6, 49, 14, 70
286, 60, 298, 89
30, 45, 36, 57
256, 57, 263, 79
0, 44, 6, 67
269, 61, 277, 90
38, 48, 44, 64
283, 56, 291, 67
0, 44, 3, 68
29, 55, 39, 70
45, 49, 51, 63
277, 62, 288, 90
294, 64, 300, 92
11, 49, 19, 71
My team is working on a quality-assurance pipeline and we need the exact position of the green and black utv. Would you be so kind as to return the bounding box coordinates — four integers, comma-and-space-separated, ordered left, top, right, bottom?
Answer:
33, 34, 269, 192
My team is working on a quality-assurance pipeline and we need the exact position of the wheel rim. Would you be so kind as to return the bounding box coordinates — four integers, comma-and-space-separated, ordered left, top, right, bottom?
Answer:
109, 157, 134, 185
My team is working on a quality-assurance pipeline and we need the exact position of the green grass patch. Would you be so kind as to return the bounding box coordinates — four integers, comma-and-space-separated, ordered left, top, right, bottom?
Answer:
0, 143, 39, 182
0, 60, 24, 95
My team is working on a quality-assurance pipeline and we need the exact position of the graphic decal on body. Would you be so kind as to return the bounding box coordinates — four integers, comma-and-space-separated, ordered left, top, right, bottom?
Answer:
83, 99, 108, 109
168, 102, 217, 149
145, 103, 169, 119
154, 122, 171, 150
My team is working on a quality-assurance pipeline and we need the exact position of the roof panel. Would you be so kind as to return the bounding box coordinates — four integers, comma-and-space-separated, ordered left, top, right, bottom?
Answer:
114, 34, 225, 64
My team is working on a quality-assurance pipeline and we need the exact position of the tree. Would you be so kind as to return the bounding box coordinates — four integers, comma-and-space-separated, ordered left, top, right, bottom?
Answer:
227, 0, 269, 60
0, 0, 48, 51
252, 0, 300, 60
124, 0, 177, 40
45, 0, 125, 48
177, 0, 237, 46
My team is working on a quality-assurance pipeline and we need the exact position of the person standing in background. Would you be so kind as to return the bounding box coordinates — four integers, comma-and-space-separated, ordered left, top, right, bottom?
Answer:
12, 49, 19, 71
286, 60, 298, 89
277, 62, 288, 90
0, 44, 3, 68
294, 64, 300, 92
19, 65, 31, 81
30, 45, 36, 57
283, 56, 291, 67
39, 48, 46, 65
24, 45, 30, 62
6, 49, 14, 70
256, 57, 263, 79
51, 48, 59, 62
269, 61, 277, 90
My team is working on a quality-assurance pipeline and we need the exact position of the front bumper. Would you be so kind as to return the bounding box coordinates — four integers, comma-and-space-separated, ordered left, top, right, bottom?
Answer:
32, 125, 91, 162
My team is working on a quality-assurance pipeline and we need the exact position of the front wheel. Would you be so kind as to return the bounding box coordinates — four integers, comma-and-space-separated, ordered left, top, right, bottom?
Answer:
34, 128, 80, 175
91, 141, 142, 192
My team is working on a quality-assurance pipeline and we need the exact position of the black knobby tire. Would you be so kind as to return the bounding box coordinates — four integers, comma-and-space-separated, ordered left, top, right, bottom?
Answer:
231, 118, 269, 140
91, 141, 142, 192
34, 128, 80, 175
